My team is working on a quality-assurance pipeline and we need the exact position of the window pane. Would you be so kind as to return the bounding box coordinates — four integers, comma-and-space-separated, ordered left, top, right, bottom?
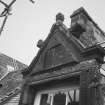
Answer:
40, 94, 50, 105
69, 90, 74, 101
67, 89, 79, 105
53, 93, 66, 105
76, 89, 79, 102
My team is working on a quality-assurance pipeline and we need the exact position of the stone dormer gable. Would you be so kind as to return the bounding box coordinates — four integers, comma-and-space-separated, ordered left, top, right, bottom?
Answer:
23, 13, 86, 76
70, 7, 105, 48
22, 8, 105, 76
19, 8, 105, 105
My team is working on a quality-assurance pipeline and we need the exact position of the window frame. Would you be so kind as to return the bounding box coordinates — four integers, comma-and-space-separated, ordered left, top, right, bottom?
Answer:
34, 86, 80, 105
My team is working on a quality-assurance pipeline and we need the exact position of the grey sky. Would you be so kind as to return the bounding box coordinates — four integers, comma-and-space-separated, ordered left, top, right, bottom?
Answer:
0, 0, 105, 65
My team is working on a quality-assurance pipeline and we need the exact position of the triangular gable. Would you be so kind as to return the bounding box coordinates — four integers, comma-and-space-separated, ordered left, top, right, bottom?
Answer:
26, 22, 84, 76
42, 32, 76, 69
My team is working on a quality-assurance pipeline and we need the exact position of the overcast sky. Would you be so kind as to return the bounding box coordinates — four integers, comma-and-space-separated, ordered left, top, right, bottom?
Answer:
0, 0, 105, 65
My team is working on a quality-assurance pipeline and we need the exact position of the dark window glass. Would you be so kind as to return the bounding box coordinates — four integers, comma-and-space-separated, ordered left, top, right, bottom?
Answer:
53, 93, 66, 105
40, 94, 49, 105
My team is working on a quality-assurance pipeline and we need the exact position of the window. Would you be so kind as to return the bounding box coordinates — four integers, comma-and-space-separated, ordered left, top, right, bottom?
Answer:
34, 87, 79, 105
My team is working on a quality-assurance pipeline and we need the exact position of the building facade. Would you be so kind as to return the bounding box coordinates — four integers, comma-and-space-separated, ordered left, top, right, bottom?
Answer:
19, 7, 105, 105
0, 53, 27, 105
0, 53, 27, 79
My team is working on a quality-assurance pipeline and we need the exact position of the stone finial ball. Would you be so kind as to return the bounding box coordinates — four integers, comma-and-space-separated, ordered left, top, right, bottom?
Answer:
56, 13, 64, 22
37, 39, 44, 48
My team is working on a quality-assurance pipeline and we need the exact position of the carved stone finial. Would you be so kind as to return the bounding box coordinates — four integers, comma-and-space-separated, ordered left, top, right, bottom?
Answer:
56, 13, 64, 22
37, 40, 44, 48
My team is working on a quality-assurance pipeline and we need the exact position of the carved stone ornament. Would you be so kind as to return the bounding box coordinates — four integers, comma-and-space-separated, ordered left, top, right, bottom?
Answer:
56, 13, 64, 24
37, 39, 44, 48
